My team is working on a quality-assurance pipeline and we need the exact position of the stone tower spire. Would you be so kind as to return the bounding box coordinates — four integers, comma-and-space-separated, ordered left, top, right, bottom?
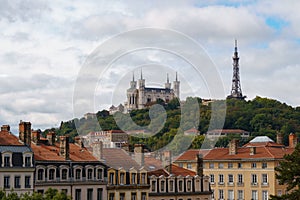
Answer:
165, 73, 171, 89
173, 72, 180, 98
227, 40, 246, 100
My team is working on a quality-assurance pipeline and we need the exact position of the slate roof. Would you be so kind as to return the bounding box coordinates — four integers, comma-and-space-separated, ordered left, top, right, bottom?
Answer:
102, 148, 140, 170
0, 146, 32, 153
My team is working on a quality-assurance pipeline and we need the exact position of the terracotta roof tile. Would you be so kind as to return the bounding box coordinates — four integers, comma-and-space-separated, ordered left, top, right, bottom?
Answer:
148, 164, 196, 177
144, 156, 163, 170
0, 130, 23, 146
176, 149, 210, 161
31, 143, 98, 162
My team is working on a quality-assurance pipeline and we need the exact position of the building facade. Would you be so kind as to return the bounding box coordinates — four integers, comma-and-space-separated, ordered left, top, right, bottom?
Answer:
125, 72, 180, 112
83, 130, 128, 148
0, 123, 35, 196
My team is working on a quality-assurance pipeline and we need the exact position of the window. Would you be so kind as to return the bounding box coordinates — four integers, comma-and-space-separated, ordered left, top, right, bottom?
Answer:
76, 169, 81, 180
14, 176, 20, 188
97, 168, 103, 180
120, 193, 125, 200
4, 176, 10, 188
238, 174, 243, 184
262, 162, 268, 169
262, 190, 268, 200
211, 189, 215, 199
237, 190, 243, 200
210, 174, 215, 183
141, 192, 146, 200
218, 189, 224, 199
169, 180, 174, 192
219, 174, 224, 184
141, 173, 146, 184
109, 173, 114, 184
151, 180, 156, 192
87, 169, 93, 180
187, 163, 192, 169
251, 162, 257, 168
120, 172, 125, 184
218, 163, 224, 169
109, 193, 114, 200
187, 180, 192, 191
49, 169, 55, 180
87, 188, 93, 200
179, 163, 183, 168
251, 174, 257, 185
75, 189, 81, 200
252, 190, 258, 200
38, 169, 44, 181
131, 192, 136, 200
161, 180, 165, 192
62, 169, 68, 180
262, 174, 268, 185
4, 155, 10, 167
209, 163, 214, 169
25, 156, 31, 167
25, 176, 31, 188
228, 163, 233, 169
237, 162, 242, 168
131, 173, 136, 184
97, 188, 103, 200
178, 180, 183, 191
228, 174, 233, 184
228, 190, 234, 200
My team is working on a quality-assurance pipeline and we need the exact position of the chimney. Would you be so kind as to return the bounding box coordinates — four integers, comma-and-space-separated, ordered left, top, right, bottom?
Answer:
92, 141, 103, 160
229, 139, 239, 155
250, 146, 256, 155
74, 136, 84, 148
31, 130, 41, 144
163, 151, 172, 174
47, 131, 56, 145
1, 125, 10, 132
196, 154, 204, 177
276, 132, 283, 145
289, 133, 297, 148
134, 144, 144, 166
19, 121, 31, 146
59, 135, 70, 160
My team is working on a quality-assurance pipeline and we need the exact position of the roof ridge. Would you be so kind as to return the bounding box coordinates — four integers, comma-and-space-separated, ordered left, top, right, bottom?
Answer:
264, 146, 275, 158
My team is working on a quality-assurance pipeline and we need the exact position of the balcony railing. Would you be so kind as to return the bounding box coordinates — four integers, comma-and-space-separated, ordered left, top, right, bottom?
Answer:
251, 182, 259, 186
237, 182, 244, 186
227, 182, 235, 186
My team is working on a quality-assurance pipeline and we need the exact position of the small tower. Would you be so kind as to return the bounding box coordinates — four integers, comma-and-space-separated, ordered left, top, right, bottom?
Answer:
173, 72, 180, 98
126, 72, 138, 111
227, 40, 246, 100
138, 69, 145, 109
130, 72, 137, 89
165, 73, 171, 89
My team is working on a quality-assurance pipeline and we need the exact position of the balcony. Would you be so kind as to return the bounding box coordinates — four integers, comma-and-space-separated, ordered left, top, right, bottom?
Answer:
251, 182, 259, 187
261, 182, 269, 187
227, 182, 235, 186
218, 182, 225, 186
237, 182, 244, 187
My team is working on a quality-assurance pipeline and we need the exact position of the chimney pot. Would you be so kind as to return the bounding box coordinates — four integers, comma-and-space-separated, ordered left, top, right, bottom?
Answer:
59, 135, 70, 160
229, 139, 239, 155
19, 121, 31, 146
134, 144, 144, 166
289, 133, 297, 148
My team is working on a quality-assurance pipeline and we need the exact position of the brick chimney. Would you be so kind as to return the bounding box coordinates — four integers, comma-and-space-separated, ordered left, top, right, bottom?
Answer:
31, 130, 41, 144
92, 141, 103, 160
47, 131, 56, 145
276, 132, 283, 145
19, 121, 31, 146
229, 139, 239, 155
59, 135, 70, 160
1, 125, 10, 132
134, 144, 144, 166
74, 136, 84, 148
289, 133, 297, 148
196, 154, 204, 177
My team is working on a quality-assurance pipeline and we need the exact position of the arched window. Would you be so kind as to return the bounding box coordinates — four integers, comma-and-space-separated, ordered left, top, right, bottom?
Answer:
37, 169, 44, 181
61, 169, 68, 180
87, 168, 93, 180
49, 168, 55, 180
75, 169, 81, 180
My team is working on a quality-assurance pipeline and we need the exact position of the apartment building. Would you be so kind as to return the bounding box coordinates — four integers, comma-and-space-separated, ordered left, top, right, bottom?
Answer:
0, 123, 35, 196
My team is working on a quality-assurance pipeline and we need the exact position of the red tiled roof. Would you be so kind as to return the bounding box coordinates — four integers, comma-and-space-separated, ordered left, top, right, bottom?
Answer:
102, 148, 140, 170
204, 146, 294, 160
148, 164, 196, 177
0, 130, 23, 146
31, 143, 98, 162
144, 156, 163, 170
176, 149, 210, 161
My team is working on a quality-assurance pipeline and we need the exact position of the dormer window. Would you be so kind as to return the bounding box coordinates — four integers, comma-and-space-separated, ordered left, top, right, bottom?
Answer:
120, 172, 125, 185
169, 180, 174, 192
141, 173, 146, 184
2, 152, 12, 167
23, 152, 33, 167
131, 173, 136, 184
160, 180, 165, 192
25, 156, 31, 167
151, 180, 156, 192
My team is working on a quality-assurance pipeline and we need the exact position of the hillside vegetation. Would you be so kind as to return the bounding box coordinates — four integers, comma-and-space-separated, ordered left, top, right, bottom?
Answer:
43, 96, 300, 152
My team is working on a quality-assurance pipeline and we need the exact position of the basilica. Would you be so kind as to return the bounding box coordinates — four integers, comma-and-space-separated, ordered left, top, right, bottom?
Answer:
125, 71, 180, 112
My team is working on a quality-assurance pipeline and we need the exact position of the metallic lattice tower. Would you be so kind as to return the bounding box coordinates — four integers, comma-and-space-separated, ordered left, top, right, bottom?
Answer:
227, 40, 246, 100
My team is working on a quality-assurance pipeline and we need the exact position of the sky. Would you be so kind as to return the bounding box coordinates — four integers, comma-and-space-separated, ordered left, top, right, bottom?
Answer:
1, 0, 300, 132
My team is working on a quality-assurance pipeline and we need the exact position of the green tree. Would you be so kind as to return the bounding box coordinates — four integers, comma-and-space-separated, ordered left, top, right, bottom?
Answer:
270, 144, 300, 200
